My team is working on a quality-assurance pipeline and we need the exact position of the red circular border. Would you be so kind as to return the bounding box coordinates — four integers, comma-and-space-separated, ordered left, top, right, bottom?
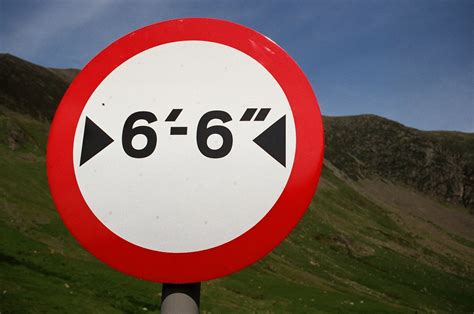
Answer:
47, 18, 324, 283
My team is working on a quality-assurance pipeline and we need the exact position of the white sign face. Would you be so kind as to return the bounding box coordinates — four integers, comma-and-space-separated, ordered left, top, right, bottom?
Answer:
72, 41, 296, 253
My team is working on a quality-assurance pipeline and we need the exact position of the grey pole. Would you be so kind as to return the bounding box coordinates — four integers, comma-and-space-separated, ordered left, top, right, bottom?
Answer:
161, 283, 201, 314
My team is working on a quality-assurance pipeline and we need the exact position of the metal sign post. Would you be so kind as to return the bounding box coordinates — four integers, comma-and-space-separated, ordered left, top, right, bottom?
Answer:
161, 283, 201, 314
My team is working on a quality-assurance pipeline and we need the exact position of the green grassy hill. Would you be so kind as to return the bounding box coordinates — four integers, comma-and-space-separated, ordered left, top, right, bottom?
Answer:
1, 55, 473, 313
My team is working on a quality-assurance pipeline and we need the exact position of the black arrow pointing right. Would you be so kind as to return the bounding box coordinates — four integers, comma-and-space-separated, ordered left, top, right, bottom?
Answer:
80, 117, 114, 166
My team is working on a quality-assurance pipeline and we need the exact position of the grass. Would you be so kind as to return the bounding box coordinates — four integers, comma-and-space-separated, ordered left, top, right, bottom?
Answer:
1, 110, 473, 313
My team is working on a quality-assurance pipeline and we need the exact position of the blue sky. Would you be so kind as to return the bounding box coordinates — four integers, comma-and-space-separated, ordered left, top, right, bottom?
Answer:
1, 0, 472, 132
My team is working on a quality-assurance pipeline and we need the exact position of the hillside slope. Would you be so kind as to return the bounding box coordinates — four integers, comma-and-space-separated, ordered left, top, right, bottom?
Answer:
0, 54, 74, 121
324, 115, 474, 210
1, 55, 473, 313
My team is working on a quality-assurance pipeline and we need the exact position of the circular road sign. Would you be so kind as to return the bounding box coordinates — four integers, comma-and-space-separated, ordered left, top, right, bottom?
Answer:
47, 18, 324, 283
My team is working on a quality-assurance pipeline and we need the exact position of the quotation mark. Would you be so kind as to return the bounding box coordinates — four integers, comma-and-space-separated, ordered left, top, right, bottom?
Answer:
240, 108, 271, 122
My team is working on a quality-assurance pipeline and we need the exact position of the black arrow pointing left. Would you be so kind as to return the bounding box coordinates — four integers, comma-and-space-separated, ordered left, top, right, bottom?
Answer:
80, 117, 114, 166
253, 115, 286, 167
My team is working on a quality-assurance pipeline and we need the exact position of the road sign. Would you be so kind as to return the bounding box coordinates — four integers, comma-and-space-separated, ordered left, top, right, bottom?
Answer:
47, 18, 324, 283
